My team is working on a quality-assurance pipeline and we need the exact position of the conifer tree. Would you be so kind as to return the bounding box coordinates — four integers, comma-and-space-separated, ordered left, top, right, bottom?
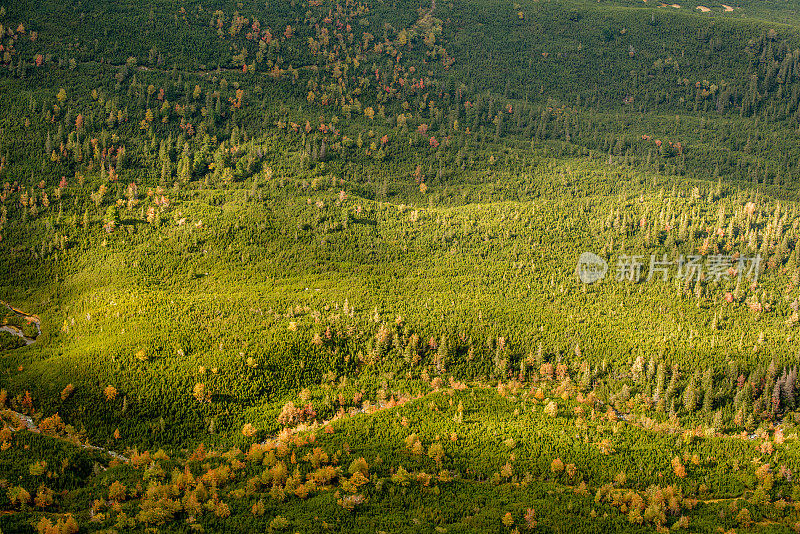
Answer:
702, 368, 714, 413
683, 373, 698, 413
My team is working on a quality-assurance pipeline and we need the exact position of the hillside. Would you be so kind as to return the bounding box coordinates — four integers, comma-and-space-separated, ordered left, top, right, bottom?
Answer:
2, 0, 800, 532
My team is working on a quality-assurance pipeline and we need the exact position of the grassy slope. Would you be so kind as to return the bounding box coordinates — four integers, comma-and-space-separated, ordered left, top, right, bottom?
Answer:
1, 0, 800, 532
0, 151, 795, 450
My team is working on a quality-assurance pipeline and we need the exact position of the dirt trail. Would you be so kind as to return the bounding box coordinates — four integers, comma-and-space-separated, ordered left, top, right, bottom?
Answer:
0, 300, 41, 346
2, 409, 128, 462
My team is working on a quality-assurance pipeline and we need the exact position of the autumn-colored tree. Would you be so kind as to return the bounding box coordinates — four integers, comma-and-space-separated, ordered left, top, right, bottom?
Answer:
36, 517, 54, 534
551, 457, 565, 474
104, 385, 117, 401
428, 442, 445, 465
524, 507, 537, 529
500, 462, 513, 478
597, 439, 615, 455
60, 383, 74, 401
8, 485, 31, 508
277, 401, 300, 426
349, 470, 369, 488
404, 433, 421, 453
251, 499, 265, 515
270, 515, 290, 530
671, 457, 686, 478
108, 481, 126, 501
233, 89, 244, 109
39, 413, 64, 436
348, 457, 369, 477
29, 461, 47, 476
736, 508, 753, 528
34, 485, 53, 508
193, 383, 210, 402
21, 390, 34, 414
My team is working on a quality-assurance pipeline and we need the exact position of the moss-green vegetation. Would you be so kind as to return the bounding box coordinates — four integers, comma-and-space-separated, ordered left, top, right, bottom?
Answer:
2, 0, 800, 531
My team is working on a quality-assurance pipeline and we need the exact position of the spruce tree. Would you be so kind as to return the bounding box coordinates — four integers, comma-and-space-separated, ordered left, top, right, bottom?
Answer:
683, 372, 698, 413
702, 368, 714, 413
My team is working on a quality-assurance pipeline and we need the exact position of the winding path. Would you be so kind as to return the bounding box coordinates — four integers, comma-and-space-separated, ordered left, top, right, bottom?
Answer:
0, 301, 41, 346
3, 409, 128, 462
0, 303, 127, 459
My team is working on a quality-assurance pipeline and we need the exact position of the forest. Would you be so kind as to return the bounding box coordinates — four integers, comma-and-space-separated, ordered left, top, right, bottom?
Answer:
3, 0, 800, 531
